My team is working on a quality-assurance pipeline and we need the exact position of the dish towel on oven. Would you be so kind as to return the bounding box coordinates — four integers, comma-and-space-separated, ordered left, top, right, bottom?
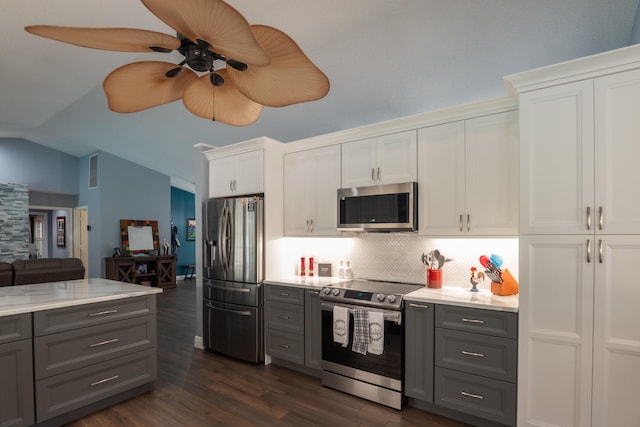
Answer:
333, 305, 349, 347
352, 309, 370, 355
367, 310, 385, 355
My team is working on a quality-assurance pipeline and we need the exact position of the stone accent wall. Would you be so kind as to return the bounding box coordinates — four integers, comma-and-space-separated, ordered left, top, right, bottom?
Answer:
0, 183, 29, 262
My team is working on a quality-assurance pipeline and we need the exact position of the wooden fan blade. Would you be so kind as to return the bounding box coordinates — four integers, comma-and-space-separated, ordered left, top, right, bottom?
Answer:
25, 25, 180, 52
103, 61, 198, 113
227, 25, 329, 107
182, 70, 263, 126
140, 0, 270, 65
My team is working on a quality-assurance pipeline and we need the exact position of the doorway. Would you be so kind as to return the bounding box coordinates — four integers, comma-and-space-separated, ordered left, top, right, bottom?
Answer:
29, 213, 48, 258
72, 208, 88, 276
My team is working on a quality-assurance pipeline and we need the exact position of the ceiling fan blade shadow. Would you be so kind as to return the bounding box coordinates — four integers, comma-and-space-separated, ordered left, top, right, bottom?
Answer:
227, 25, 329, 107
25, 25, 180, 52
103, 61, 198, 112
182, 70, 263, 126
141, 0, 270, 65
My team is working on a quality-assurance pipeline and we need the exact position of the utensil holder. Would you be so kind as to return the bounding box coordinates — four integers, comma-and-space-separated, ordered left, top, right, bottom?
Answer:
490, 269, 518, 295
427, 269, 442, 289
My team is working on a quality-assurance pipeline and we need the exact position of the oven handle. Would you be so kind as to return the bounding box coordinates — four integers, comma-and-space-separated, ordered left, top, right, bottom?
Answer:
320, 301, 402, 325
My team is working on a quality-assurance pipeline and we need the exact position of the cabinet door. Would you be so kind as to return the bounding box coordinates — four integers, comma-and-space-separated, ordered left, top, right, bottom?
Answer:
594, 68, 640, 234
404, 301, 434, 402
465, 111, 519, 235
234, 150, 263, 195
519, 81, 595, 234
304, 289, 322, 370
376, 130, 417, 185
518, 235, 593, 427
0, 339, 34, 427
309, 145, 341, 235
209, 156, 235, 198
592, 236, 640, 426
341, 138, 378, 187
418, 121, 466, 235
284, 150, 311, 235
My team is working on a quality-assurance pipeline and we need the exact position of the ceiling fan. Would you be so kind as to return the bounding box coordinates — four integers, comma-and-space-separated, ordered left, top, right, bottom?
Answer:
25, 0, 330, 126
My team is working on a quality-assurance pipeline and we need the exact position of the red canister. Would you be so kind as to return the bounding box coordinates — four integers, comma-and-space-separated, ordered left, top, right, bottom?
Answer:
427, 269, 442, 289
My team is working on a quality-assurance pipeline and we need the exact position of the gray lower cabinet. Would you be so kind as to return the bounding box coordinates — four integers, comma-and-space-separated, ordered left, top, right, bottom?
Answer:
265, 284, 322, 371
33, 295, 157, 424
404, 301, 434, 402
0, 314, 34, 427
304, 289, 322, 370
265, 285, 305, 364
433, 305, 518, 426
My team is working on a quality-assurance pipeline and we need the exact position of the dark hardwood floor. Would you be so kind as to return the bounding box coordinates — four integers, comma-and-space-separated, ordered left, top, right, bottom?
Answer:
68, 281, 469, 426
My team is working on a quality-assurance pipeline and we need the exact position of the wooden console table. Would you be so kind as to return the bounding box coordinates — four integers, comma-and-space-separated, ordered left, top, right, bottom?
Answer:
105, 255, 176, 289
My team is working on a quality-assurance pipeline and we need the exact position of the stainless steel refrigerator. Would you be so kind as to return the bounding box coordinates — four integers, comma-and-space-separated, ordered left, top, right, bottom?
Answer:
203, 195, 264, 363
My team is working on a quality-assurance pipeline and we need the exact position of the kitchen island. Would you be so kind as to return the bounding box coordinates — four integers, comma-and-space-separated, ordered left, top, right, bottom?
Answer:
0, 278, 161, 427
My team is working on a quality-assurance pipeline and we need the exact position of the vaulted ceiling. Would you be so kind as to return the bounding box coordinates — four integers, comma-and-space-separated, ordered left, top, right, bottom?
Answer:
1, 0, 638, 184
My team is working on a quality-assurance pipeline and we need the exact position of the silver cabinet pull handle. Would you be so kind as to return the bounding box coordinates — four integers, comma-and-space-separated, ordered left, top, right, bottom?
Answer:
587, 239, 591, 263
459, 214, 463, 232
309, 219, 314, 233
587, 206, 591, 230
599, 206, 603, 230
305, 219, 310, 232
376, 167, 381, 182
279, 293, 289, 297
279, 315, 290, 320
279, 344, 290, 349
308, 291, 320, 295
461, 350, 485, 358
461, 391, 484, 400
89, 338, 119, 348
462, 318, 484, 324
90, 375, 119, 387
599, 239, 603, 264
89, 309, 118, 317
371, 168, 375, 182
408, 303, 429, 309
467, 214, 470, 232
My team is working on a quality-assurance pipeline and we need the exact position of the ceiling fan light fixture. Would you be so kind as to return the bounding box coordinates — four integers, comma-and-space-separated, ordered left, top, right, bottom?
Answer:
210, 73, 224, 86
165, 67, 183, 78
227, 59, 248, 72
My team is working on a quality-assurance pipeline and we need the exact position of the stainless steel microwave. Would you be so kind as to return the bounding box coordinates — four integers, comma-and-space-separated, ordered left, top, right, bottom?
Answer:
337, 182, 418, 232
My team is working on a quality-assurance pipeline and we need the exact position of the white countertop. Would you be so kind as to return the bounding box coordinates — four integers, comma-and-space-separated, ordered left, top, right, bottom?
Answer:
405, 286, 518, 312
0, 278, 163, 317
265, 276, 518, 312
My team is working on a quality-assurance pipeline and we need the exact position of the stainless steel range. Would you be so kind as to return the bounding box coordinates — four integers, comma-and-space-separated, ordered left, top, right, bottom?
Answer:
320, 279, 422, 410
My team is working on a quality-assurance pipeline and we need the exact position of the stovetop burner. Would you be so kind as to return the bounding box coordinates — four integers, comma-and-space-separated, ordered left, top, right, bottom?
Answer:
321, 279, 423, 310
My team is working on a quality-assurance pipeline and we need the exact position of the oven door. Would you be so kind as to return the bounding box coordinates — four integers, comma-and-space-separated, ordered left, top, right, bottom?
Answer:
320, 301, 403, 390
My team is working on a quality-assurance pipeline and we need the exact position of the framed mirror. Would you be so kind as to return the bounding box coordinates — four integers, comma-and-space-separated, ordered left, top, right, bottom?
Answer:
120, 219, 159, 255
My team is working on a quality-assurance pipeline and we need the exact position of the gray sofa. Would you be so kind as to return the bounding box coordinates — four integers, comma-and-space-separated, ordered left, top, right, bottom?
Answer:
1, 258, 85, 287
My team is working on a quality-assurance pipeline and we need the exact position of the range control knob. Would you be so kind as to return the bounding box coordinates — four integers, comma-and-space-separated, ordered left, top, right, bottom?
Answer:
332, 288, 340, 296
376, 293, 386, 302
387, 294, 397, 303
322, 287, 331, 295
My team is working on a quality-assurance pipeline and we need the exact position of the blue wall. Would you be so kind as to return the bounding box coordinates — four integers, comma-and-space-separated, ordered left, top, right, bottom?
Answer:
171, 186, 196, 276
632, 4, 640, 45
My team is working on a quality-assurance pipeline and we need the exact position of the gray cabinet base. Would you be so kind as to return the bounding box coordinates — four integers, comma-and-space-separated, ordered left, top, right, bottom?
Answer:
34, 382, 153, 427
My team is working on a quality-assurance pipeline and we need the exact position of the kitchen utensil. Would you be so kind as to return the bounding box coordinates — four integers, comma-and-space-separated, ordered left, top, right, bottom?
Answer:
421, 252, 432, 268
438, 252, 445, 269
490, 253, 503, 268
480, 254, 503, 283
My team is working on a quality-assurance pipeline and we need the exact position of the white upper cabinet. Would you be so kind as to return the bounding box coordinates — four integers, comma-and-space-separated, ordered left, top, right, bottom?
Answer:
341, 130, 417, 187
594, 68, 640, 234
209, 149, 263, 198
284, 145, 341, 236
519, 67, 640, 235
418, 110, 518, 236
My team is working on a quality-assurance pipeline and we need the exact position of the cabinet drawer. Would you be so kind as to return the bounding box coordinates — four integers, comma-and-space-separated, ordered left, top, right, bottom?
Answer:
34, 295, 156, 336
265, 285, 304, 305
35, 348, 156, 423
266, 328, 304, 364
434, 367, 516, 426
0, 313, 31, 344
435, 328, 517, 382
34, 315, 156, 379
435, 305, 517, 339
266, 302, 304, 334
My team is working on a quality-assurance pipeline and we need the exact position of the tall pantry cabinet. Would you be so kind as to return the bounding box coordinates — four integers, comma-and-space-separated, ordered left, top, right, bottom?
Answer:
505, 45, 640, 427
